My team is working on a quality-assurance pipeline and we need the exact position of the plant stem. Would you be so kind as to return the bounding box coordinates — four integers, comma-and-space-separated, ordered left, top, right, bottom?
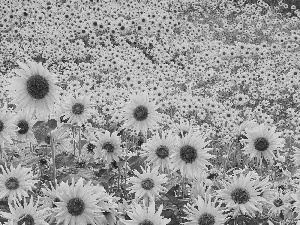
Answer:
72, 126, 76, 156
50, 131, 56, 188
182, 176, 185, 199
0, 145, 2, 159
78, 126, 81, 156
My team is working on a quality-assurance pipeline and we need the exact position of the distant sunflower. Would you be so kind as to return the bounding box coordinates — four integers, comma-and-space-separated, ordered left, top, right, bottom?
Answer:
120, 201, 171, 225
122, 92, 161, 135
13, 112, 36, 143
242, 124, 285, 165
128, 166, 168, 202
94, 130, 123, 165
0, 164, 37, 202
140, 130, 175, 171
53, 178, 106, 225
266, 190, 292, 216
170, 131, 213, 179
0, 111, 16, 148
60, 93, 95, 126
184, 194, 226, 225
216, 172, 267, 217
0, 196, 49, 225
7, 60, 60, 120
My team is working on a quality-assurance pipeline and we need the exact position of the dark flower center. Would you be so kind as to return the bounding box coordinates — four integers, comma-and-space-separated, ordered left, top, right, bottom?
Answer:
39, 158, 48, 165
18, 214, 34, 225
231, 188, 250, 204
72, 103, 84, 115
141, 178, 154, 190
198, 213, 215, 225
180, 145, 197, 163
156, 145, 169, 159
207, 172, 218, 180
103, 142, 114, 153
5, 177, 20, 190
0, 120, 4, 132
67, 197, 85, 216
254, 137, 269, 151
26, 75, 50, 99
139, 219, 154, 225
133, 105, 149, 121
87, 143, 96, 153
273, 198, 284, 207
17, 120, 29, 134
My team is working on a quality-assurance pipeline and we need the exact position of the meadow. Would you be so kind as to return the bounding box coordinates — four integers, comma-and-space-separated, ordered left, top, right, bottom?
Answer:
1, 0, 300, 224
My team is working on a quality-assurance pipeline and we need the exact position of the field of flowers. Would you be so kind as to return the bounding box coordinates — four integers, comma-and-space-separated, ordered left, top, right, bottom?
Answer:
1, 0, 300, 224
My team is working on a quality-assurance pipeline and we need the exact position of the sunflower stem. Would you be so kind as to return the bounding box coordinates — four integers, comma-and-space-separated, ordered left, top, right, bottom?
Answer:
182, 176, 185, 199
0, 145, 2, 159
72, 126, 76, 156
50, 131, 57, 188
78, 126, 81, 156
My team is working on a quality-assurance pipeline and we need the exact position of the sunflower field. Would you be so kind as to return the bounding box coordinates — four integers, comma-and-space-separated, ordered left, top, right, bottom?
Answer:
1, 0, 300, 224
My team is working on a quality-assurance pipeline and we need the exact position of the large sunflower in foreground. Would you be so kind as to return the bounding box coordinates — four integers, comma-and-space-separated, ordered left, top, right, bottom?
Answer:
122, 92, 161, 135
140, 130, 175, 171
216, 172, 268, 217
0, 164, 37, 203
170, 131, 213, 179
0, 196, 49, 225
60, 93, 95, 126
53, 178, 106, 225
7, 60, 60, 120
184, 195, 226, 225
242, 124, 285, 165
120, 201, 171, 225
128, 166, 168, 202
94, 130, 123, 165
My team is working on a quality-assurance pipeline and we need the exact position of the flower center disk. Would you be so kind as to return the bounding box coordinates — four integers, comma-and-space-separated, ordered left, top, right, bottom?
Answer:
72, 103, 85, 115
67, 197, 85, 216
197, 213, 215, 225
103, 142, 114, 153
133, 105, 148, 121
17, 120, 29, 134
87, 143, 96, 153
17, 214, 34, 225
5, 177, 20, 190
273, 198, 284, 207
254, 137, 269, 151
231, 188, 250, 204
139, 219, 154, 225
180, 145, 197, 163
141, 178, 154, 190
156, 145, 169, 159
26, 75, 50, 99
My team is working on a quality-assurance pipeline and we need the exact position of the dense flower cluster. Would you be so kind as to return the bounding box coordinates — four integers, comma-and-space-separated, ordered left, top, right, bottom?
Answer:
1, 0, 300, 224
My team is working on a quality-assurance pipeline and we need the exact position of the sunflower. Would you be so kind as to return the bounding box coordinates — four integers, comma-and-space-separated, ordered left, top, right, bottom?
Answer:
53, 178, 107, 225
140, 130, 175, 171
170, 131, 213, 179
60, 93, 95, 126
266, 190, 292, 216
184, 195, 226, 225
0, 196, 49, 225
0, 163, 37, 202
40, 181, 69, 224
13, 112, 36, 143
7, 60, 60, 120
0, 111, 16, 148
216, 172, 268, 217
94, 130, 123, 165
242, 124, 285, 165
128, 166, 168, 202
120, 201, 171, 225
122, 92, 161, 135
